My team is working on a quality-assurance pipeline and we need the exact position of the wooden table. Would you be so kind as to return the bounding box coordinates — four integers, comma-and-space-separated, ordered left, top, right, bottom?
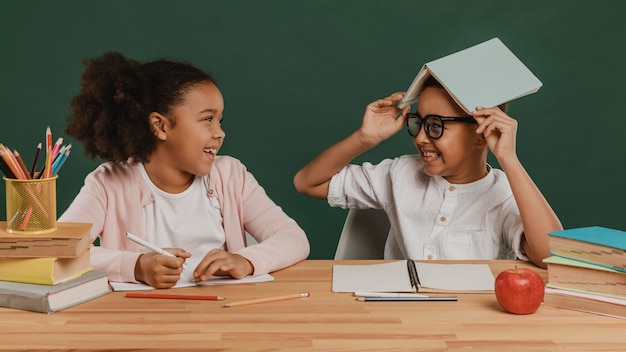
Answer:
1, 260, 625, 351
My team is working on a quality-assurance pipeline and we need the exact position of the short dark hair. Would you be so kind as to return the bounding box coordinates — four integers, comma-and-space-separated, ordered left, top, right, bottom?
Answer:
66, 51, 216, 164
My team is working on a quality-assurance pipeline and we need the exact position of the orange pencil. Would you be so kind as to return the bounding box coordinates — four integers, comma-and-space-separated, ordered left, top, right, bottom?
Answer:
19, 207, 33, 231
44, 126, 53, 178
45, 126, 52, 151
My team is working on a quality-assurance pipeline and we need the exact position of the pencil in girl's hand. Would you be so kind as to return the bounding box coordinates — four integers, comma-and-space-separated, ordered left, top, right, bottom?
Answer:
29, 142, 42, 178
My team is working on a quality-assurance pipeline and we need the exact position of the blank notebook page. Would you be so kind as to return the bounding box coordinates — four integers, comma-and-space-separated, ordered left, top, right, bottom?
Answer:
332, 261, 415, 292
415, 262, 495, 291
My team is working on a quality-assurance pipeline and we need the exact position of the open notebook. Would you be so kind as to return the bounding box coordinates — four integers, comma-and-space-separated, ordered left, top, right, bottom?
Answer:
109, 257, 274, 291
332, 260, 495, 293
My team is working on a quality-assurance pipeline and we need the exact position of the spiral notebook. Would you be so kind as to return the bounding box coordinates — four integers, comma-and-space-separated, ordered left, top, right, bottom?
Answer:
332, 260, 495, 293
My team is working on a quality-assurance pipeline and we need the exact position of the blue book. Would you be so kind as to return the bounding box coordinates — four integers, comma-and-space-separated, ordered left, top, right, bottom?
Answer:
548, 226, 626, 272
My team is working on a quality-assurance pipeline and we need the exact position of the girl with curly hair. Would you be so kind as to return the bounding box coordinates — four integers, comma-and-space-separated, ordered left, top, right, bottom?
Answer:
60, 52, 309, 288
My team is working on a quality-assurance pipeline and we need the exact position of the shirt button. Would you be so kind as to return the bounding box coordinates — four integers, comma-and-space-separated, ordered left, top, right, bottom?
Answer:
208, 189, 214, 195
448, 186, 456, 192
427, 255, 433, 260
440, 216, 447, 222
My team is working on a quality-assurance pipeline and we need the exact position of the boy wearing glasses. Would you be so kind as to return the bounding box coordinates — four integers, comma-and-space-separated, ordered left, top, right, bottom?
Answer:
293, 76, 562, 268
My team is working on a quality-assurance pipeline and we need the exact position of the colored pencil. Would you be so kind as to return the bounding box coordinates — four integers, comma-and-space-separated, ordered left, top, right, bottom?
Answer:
356, 296, 458, 302
223, 292, 310, 308
29, 142, 42, 178
50, 137, 63, 161
125, 293, 225, 301
0, 145, 25, 179
52, 149, 70, 175
13, 150, 32, 179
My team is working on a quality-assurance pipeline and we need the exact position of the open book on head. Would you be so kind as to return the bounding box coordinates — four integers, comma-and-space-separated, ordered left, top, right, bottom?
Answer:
109, 257, 274, 291
396, 37, 543, 113
332, 260, 495, 293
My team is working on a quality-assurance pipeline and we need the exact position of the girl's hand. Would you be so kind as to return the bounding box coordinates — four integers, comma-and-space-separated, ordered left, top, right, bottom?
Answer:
193, 249, 254, 281
134, 248, 191, 289
472, 106, 519, 163
358, 92, 410, 145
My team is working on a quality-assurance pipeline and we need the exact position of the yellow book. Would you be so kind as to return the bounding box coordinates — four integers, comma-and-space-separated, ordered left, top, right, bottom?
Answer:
0, 248, 91, 285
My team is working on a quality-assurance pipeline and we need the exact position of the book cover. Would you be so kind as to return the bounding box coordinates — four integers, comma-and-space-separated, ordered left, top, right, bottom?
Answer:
331, 260, 494, 293
548, 226, 626, 272
0, 248, 92, 285
397, 37, 543, 113
544, 256, 626, 297
0, 271, 110, 314
543, 286, 626, 320
0, 222, 93, 258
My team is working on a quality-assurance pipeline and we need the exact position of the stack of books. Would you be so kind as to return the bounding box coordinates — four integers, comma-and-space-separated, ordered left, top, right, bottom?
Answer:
0, 222, 110, 313
543, 226, 626, 319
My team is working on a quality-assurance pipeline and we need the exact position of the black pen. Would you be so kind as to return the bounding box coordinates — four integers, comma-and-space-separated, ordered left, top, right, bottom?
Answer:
356, 296, 457, 302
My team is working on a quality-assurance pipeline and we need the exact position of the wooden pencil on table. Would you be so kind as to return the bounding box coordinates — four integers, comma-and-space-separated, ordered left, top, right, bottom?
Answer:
223, 292, 310, 308
125, 293, 225, 301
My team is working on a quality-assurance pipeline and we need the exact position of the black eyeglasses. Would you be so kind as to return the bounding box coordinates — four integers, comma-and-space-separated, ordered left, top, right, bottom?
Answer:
406, 113, 477, 139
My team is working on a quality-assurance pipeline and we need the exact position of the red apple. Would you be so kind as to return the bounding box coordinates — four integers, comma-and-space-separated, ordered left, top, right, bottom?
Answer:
494, 266, 545, 314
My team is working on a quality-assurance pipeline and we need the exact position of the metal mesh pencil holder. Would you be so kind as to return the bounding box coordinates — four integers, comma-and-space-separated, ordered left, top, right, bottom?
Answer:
4, 176, 57, 234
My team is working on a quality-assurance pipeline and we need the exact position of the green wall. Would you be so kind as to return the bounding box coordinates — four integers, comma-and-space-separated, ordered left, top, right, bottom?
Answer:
2, 1, 625, 259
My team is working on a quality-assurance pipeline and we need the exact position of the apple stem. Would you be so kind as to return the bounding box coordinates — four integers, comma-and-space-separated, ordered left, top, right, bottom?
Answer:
514, 265, 518, 274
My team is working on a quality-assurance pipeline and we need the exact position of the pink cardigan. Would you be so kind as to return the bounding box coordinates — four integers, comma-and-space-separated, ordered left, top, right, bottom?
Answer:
59, 156, 309, 282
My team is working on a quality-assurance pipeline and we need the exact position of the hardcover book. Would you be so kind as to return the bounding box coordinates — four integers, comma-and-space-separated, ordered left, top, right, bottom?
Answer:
331, 260, 495, 293
548, 226, 626, 272
396, 37, 543, 113
0, 222, 93, 258
0, 270, 110, 314
0, 248, 92, 285
543, 286, 626, 320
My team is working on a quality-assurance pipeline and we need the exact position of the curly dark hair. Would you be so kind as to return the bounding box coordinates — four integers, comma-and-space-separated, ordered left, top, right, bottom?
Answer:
66, 51, 216, 163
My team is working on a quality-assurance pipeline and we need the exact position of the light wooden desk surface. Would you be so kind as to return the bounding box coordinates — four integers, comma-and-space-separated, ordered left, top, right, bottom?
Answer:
1, 260, 625, 351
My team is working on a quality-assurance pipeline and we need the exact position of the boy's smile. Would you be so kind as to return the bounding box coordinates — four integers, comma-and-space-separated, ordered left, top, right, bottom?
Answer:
414, 87, 488, 184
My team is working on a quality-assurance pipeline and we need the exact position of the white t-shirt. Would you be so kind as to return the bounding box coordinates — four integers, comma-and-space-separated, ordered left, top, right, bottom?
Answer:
137, 164, 225, 259
328, 155, 525, 261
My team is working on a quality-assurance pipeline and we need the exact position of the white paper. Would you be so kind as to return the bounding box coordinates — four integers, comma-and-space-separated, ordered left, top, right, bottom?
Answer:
332, 261, 415, 292
415, 262, 494, 291
109, 257, 274, 291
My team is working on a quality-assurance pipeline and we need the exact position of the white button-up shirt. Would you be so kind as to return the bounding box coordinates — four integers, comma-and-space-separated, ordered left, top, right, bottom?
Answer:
328, 155, 525, 261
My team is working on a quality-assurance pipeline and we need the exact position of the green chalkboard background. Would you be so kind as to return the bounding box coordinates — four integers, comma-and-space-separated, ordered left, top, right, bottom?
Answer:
2, 1, 625, 258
